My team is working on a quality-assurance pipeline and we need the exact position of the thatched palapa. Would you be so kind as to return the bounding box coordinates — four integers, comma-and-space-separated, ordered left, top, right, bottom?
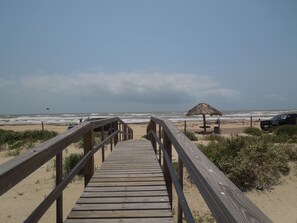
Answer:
186, 103, 222, 133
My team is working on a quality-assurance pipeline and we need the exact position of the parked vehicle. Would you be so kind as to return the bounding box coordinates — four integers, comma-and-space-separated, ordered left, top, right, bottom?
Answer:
260, 113, 297, 130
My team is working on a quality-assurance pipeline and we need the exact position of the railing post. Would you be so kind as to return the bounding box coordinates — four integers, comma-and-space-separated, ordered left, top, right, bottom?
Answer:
114, 121, 118, 145
147, 121, 151, 141
119, 124, 122, 142
158, 125, 162, 164
177, 156, 184, 223
56, 152, 63, 223
151, 121, 157, 153
101, 127, 105, 162
83, 129, 94, 187
124, 125, 128, 141
110, 123, 114, 151
163, 129, 172, 208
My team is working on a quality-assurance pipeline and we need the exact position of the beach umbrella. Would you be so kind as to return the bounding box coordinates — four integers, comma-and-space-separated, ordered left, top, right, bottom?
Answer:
186, 103, 222, 133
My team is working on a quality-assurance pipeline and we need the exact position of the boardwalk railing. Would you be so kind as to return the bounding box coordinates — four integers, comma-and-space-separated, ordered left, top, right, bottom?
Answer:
0, 117, 133, 223
147, 116, 272, 223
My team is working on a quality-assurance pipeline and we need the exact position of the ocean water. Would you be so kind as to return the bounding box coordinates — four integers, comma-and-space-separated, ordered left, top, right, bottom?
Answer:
0, 110, 296, 125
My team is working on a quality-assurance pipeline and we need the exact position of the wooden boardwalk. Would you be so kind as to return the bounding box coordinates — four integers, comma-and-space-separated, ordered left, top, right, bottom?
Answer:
65, 140, 173, 223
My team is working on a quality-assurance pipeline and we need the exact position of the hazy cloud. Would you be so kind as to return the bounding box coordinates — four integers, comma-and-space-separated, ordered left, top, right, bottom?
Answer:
0, 71, 241, 113
264, 94, 287, 102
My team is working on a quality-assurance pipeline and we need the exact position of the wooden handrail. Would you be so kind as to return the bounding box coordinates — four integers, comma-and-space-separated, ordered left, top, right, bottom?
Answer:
0, 117, 133, 222
149, 130, 195, 222
147, 116, 272, 223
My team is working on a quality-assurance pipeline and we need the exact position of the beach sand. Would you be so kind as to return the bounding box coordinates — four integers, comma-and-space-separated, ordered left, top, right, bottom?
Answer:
0, 121, 296, 222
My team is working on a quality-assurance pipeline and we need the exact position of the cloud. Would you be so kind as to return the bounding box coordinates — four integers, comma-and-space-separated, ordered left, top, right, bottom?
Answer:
264, 94, 287, 102
204, 89, 241, 101
0, 71, 240, 113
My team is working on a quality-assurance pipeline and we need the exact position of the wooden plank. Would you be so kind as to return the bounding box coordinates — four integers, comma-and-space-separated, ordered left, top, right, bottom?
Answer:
72, 202, 171, 210
65, 218, 173, 223
82, 191, 169, 197
85, 186, 167, 192
66, 140, 173, 222
67, 210, 173, 219
77, 196, 169, 204
90, 177, 164, 183
87, 181, 165, 187
92, 173, 163, 177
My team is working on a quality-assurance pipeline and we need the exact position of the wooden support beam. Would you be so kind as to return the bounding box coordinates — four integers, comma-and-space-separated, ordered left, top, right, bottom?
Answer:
163, 129, 172, 208
83, 130, 94, 187
56, 152, 63, 223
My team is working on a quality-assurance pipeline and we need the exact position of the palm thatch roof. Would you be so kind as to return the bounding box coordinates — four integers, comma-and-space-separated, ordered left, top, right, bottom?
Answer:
186, 103, 222, 116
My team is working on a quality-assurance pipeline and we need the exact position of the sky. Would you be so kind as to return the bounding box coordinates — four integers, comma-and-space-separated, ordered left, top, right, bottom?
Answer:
0, 0, 296, 114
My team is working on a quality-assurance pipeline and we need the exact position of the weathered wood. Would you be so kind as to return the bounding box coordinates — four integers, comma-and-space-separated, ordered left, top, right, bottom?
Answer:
163, 129, 172, 208
0, 117, 132, 222
177, 156, 184, 223
66, 140, 173, 222
151, 121, 157, 153
150, 130, 194, 222
151, 116, 273, 223
87, 181, 165, 187
89, 177, 164, 182
83, 129, 94, 187
82, 191, 168, 197
158, 125, 162, 164
72, 202, 171, 210
114, 121, 118, 145
65, 218, 173, 223
101, 127, 105, 162
84, 185, 167, 192
78, 196, 169, 203
56, 152, 63, 223
67, 209, 173, 219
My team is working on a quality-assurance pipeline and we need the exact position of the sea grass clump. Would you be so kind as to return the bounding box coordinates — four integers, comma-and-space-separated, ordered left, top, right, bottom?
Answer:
199, 135, 291, 191
0, 129, 58, 156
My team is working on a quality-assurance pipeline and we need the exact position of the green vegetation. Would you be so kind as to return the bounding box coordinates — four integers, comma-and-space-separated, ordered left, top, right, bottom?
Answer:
0, 129, 58, 156
64, 153, 84, 176
183, 131, 198, 141
193, 211, 215, 223
172, 161, 179, 175
199, 134, 297, 191
75, 132, 110, 148
243, 127, 263, 136
203, 134, 223, 142
273, 125, 297, 142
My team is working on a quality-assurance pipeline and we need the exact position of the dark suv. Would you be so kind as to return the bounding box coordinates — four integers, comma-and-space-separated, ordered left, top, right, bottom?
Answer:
260, 113, 297, 130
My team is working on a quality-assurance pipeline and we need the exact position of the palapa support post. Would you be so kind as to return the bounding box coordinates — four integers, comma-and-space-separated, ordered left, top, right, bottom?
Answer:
83, 129, 94, 187
184, 121, 187, 132
203, 114, 206, 133
163, 129, 172, 208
